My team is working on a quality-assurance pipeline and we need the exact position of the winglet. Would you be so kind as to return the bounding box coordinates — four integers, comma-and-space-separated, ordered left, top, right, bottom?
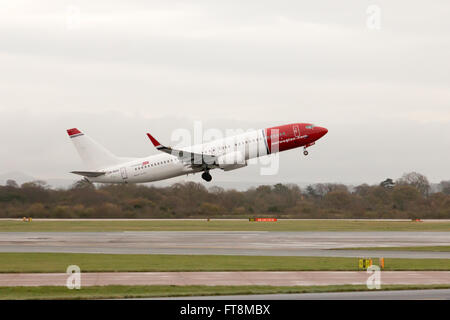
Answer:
146, 133, 163, 149
67, 128, 84, 138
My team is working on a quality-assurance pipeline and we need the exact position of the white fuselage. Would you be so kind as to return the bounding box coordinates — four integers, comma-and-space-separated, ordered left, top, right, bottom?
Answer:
90, 129, 268, 183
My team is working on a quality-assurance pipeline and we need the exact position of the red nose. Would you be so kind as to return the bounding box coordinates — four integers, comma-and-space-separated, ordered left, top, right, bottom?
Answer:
318, 127, 328, 137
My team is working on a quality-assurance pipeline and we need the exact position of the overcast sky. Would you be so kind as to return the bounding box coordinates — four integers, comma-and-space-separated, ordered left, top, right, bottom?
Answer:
0, 0, 449, 188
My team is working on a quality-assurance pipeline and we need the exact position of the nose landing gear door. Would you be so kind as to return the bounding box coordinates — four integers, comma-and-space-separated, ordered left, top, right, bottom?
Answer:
293, 125, 301, 138
120, 167, 128, 180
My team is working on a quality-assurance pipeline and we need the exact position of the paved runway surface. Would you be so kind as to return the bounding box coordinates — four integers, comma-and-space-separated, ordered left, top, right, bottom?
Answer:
0, 231, 449, 258
155, 289, 450, 300
1, 271, 449, 287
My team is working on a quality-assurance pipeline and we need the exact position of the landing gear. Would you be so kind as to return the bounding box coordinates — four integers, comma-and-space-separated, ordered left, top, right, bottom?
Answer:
303, 142, 315, 156
201, 171, 212, 182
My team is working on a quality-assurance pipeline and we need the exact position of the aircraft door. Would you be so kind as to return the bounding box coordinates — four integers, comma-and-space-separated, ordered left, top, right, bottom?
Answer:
120, 167, 128, 180
293, 125, 301, 138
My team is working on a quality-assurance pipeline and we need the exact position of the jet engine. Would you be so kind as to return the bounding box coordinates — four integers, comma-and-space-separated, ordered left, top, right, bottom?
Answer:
216, 151, 247, 171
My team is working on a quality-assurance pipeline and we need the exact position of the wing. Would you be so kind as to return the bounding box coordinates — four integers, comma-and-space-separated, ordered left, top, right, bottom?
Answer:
146, 133, 217, 169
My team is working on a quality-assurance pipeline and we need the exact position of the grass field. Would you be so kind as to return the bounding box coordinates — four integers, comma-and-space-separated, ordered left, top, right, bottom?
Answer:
1, 284, 450, 300
1, 253, 449, 273
1, 219, 449, 232
336, 246, 450, 252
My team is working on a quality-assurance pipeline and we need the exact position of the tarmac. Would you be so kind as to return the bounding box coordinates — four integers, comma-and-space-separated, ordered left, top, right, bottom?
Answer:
0, 231, 449, 258
1, 271, 449, 287
152, 289, 450, 300
1, 228, 449, 298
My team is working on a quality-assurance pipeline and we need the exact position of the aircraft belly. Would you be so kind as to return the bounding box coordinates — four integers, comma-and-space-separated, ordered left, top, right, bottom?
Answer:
132, 164, 185, 183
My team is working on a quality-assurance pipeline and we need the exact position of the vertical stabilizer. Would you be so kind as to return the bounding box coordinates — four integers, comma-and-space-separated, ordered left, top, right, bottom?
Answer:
67, 128, 122, 169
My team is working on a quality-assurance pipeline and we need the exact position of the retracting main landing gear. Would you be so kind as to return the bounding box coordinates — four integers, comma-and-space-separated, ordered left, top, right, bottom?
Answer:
201, 170, 212, 182
303, 149, 309, 156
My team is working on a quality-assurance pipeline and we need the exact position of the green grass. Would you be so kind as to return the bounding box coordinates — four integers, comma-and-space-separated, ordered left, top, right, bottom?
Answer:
0, 253, 449, 273
336, 246, 450, 252
1, 219, 449, 232
1, 284, 450, 300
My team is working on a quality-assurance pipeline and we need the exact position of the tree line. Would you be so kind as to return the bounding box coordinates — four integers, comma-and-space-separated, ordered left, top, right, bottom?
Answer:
0, 172, 449, 219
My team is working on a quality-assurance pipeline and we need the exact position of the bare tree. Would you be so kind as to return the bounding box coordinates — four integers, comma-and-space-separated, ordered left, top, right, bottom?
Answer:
438, 180, 450, 195
6, 180, 18, 188
71, 179, 95, 190
397, 172, 430, 197
353, 184, 371, 196
314, 183, 348, 197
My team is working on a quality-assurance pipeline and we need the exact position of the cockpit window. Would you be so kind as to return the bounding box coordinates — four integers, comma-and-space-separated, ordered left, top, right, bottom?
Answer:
305, 125, 315, 129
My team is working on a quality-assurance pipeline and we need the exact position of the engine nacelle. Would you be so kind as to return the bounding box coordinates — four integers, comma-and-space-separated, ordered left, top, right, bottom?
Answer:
217, 151, 247, 171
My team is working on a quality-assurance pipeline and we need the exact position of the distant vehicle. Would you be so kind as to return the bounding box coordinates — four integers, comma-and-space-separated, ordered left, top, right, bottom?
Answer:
67, 123, 328, 183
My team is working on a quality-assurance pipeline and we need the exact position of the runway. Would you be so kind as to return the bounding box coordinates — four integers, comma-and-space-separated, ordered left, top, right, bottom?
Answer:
1, 271, 449, 287
154, 289, 450, 300
0, 231, 449, 258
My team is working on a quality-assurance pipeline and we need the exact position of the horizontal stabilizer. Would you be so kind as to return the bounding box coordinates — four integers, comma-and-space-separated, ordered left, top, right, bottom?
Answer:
71, 171, 106, 178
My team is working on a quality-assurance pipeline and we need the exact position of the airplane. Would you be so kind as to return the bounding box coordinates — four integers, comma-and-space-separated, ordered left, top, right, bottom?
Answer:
67, 123, 328, 183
